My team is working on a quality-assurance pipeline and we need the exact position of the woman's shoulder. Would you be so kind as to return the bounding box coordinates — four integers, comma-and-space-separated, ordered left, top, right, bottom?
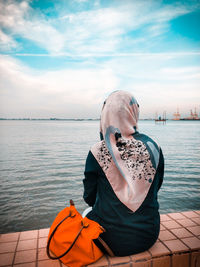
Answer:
85, 149, 101, 172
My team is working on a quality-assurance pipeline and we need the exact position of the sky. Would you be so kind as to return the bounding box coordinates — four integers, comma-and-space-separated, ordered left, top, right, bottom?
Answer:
0, 0, 200, 119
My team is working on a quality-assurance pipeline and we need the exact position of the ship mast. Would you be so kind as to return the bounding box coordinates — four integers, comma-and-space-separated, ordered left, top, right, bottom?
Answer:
190, 109, 194, 119
194, 107, 198, 119
173, 108, 181, 120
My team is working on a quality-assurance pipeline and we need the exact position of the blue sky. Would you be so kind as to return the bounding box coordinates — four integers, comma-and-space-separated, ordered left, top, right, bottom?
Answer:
0, 0, 200, 119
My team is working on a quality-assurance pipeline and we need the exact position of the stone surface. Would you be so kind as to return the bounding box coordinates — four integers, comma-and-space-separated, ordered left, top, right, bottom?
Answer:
188, 226, 200, 236
0, 210, 199, 267
14, 249, 37, 264
38, 260, 60, 267
171, 228, 193, 238
152, 256, 170, 267
161, 220, 182, 229
13, 263, 36, 267
38, 237, 48, 248
130, 250, 151, 262
132, 261, 151, 267
191, 251, 200, 267
176, 218, 197, 227
0, 233, 19, 243
167, 212, 186, 220
181, 236, 200, 250
39, 228, 50, 238
172, 253, 190, 267
0, 252, 14, 266
163, 239, 189, 253
149, 241, 170, 257
0, 242, 17, 253
86, 255, 108, 266
38, 248, 49, 261
17, 239, 37, 251
108, 255, 131, 265
19, 230, 38, 241
160, 214, 172, 222
191, 217, 200, 225
181, 211, 200, 218
160, 224, 166, 230
158, 230, 177, 241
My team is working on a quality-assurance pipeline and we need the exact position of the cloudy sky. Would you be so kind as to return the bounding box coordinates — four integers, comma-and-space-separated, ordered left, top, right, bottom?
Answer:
0, 0, 200, 119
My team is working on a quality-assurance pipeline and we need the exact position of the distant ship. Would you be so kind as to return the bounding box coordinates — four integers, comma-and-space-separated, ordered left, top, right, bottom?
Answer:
173, 108, 200, 120
155, 111, 167, 123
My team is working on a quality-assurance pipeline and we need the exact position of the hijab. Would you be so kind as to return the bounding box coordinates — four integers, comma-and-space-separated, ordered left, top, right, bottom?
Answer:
91, 90, 159, 212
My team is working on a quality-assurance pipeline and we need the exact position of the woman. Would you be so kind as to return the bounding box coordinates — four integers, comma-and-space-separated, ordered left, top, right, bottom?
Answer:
83, 90, 164, 256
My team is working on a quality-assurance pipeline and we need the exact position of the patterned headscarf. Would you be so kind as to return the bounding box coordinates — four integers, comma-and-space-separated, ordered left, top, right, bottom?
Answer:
91, 90, 157, 212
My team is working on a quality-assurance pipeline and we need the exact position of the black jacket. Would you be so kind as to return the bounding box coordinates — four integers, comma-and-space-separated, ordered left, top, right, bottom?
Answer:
83, 133, 164, 256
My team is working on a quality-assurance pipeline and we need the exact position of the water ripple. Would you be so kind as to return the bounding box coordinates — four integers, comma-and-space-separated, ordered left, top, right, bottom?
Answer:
0, 120, 199, 233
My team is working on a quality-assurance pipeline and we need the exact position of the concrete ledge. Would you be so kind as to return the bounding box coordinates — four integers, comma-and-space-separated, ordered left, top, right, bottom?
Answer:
0, 210, 199, 266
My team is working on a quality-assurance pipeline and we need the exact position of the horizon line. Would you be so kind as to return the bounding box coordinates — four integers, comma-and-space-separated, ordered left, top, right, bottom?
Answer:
0, 118, 157, 121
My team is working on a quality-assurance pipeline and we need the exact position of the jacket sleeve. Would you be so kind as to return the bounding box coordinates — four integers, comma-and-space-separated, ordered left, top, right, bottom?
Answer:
157, 148, 164, 191
83, 151, 98, 207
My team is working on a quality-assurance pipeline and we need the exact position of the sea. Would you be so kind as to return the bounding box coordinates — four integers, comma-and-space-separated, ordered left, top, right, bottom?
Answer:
0, 120, 199, 234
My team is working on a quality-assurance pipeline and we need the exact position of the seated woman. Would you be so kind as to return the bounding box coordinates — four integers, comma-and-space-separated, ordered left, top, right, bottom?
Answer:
83, 90, 164, 256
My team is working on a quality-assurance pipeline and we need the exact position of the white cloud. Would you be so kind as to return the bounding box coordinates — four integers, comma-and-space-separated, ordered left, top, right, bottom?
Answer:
58, 2, 191, 54
1, 54, 199, 119
147, 23, 169, 37
0, 0, 29, 28
73, 0, 89, 2
160, 67, 200, 80
0, 1, 200, 119
133, 81, 200, 119
161, 66, 200, 74
0, 29, 18, 51
0, 55, 118, 118
88, 52, 200, 118
0, 0, 65, 53
0, 0, 196, 55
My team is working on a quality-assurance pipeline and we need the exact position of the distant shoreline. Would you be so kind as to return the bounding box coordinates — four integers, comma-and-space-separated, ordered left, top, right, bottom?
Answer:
0, 118, 157, 121
0, 118, 100, 121
0, 118, 199, 121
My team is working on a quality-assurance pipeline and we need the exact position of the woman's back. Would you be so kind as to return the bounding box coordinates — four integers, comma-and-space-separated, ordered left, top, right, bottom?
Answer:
83, 134, 164, 256
83, 91, 164, 256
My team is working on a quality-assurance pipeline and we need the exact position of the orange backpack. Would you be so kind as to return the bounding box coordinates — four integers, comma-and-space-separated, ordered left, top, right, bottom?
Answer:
47, 200, 114, 267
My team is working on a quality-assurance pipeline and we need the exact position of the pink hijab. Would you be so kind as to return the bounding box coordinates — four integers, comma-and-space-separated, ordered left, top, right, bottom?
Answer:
91, 91, 157, 212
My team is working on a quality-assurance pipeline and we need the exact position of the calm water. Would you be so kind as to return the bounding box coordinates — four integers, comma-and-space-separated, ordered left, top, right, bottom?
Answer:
0, 120, 200, 234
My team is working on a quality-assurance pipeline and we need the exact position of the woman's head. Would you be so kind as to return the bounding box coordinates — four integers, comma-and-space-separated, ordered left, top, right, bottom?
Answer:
100, 90, 139, 140
91, 91, 157, 212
